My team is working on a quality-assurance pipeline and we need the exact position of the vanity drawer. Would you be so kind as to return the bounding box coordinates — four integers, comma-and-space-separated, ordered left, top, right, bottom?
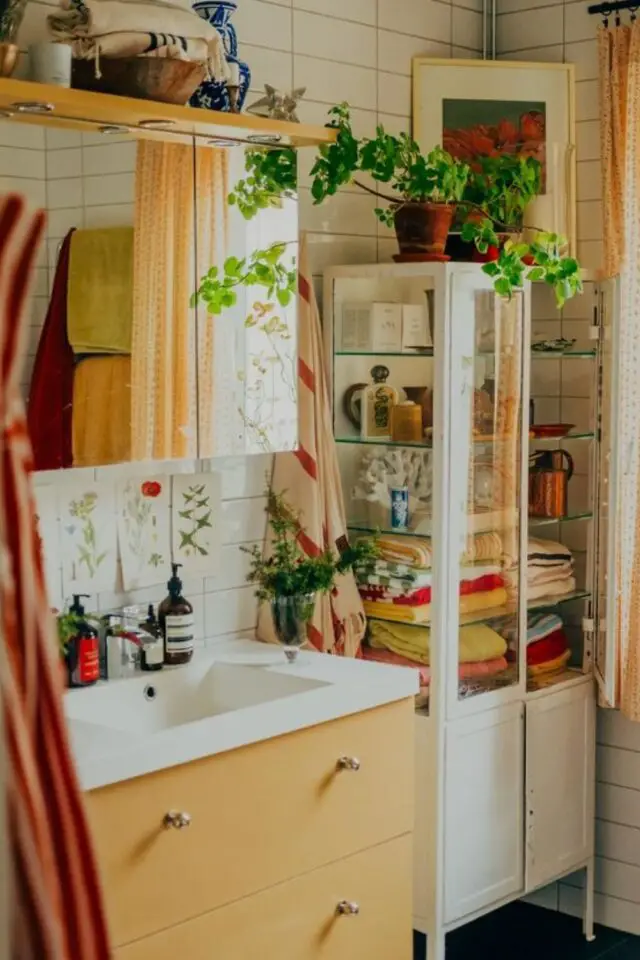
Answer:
115, 833, 413, 960
87, 698, 414, 947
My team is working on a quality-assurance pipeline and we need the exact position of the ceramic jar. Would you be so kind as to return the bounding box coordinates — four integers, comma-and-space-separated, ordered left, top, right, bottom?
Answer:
190, 0, 251, 112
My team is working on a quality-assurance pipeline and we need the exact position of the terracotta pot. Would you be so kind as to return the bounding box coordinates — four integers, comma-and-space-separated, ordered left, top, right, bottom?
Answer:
393, 203, 455, 262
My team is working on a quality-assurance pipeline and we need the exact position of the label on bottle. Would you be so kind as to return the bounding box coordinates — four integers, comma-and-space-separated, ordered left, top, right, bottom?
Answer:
77, 636, 100, 684
165, 614, 194, 654
143, 638, 164, 666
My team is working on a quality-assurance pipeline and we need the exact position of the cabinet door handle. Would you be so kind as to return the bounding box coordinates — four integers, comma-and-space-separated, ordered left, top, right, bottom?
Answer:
336, 900, 360, 916
337, 756, 361, 772
163, 810, 192, 829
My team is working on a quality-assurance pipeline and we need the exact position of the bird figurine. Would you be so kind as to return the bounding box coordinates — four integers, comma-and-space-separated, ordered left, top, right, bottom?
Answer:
247, 85, 306, 123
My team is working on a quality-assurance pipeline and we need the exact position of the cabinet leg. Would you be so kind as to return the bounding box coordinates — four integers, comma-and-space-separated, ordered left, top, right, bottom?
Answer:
426, 928, 446, 960
583, 859, 595, 943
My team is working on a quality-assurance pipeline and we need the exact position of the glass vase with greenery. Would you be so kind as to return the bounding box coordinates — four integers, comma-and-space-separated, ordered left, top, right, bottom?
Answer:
243, 488, 377, 660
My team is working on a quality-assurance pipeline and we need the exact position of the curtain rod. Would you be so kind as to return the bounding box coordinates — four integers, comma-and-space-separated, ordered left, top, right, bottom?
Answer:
588, 1, 639, 14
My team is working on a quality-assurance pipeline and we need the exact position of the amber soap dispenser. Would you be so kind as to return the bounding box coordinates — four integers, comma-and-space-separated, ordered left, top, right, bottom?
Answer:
158, 563, 194, 665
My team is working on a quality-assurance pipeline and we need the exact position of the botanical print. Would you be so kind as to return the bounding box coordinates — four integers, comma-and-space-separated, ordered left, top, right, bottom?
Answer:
59, 481, 118, 595
171, 472, 221, 575
33, 484, 63, 610
443, 99, 547, 188
117, 475, 170, 590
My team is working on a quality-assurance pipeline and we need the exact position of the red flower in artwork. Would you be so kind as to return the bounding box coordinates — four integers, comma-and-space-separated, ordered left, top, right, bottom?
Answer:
141, 481, 162, 498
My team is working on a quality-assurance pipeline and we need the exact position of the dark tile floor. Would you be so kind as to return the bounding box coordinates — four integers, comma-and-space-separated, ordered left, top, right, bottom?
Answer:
413, 902, 640, 959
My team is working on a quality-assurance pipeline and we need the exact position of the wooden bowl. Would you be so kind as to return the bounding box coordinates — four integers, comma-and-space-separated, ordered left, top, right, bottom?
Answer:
72, 57, 207, 105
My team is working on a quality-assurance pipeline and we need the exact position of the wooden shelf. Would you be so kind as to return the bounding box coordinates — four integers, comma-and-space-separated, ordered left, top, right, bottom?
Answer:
0, 78, 336, 148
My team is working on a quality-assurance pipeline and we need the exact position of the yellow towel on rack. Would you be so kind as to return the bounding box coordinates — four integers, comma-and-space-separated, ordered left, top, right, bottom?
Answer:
368, 620, 507, 666
72, 355, 131, 466
68, 226, 134, 354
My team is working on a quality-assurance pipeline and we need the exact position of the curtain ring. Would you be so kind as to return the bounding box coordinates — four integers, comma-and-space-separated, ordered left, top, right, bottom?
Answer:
615, 10, 622, 25
631, 6, 639, 22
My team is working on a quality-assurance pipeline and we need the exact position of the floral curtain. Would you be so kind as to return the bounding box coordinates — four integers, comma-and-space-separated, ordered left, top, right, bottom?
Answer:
599, 23, 640, 719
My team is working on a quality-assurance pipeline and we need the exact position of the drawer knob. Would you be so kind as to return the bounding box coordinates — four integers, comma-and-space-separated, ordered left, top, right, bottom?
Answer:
336, 756, 361, 772
336, 900, 360, 917
163, 811, 192, 830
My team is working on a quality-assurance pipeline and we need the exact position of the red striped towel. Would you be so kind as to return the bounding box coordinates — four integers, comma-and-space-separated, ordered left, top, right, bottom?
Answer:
256, 235, 366, 656
0, 195, 110, 958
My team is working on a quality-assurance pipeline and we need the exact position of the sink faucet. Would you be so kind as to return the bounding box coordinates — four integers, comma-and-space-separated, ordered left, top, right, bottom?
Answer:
101, 615, 142, 680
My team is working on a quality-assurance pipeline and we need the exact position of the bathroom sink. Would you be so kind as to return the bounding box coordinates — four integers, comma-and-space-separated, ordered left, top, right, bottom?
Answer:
65, 659, 329, 737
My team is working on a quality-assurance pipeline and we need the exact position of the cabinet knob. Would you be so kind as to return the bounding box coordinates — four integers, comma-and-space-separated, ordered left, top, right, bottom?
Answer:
337, 756, 361, 772
336, 900, 360, 917
163, 810, 192, 830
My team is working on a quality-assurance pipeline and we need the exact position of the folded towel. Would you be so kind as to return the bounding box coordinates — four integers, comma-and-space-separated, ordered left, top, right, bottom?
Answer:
72, 356, 131, 466
503, 612, 564, 647
48, 0, 230, 80
359, 573, 505, 606
361, 647, 509, 685
462, 530, 504, 564
368, 620, 507, 666
68, 227, 133, 355
68, 32, 210, 63
364, 587, 508, 626
527, 577, 577, 602
528, 648, 571, 677
527, 630, 569, 666
374, 536, 432, 569
528, 537, 572, 561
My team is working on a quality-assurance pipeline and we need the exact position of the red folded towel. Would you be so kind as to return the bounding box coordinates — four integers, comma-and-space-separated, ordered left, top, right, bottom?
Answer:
527, 629, 569, 667
27, 230, 75, 470
359, 573, 504, 607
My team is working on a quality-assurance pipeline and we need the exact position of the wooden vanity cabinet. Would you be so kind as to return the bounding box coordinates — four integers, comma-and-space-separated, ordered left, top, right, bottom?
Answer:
85, 698, 415, 958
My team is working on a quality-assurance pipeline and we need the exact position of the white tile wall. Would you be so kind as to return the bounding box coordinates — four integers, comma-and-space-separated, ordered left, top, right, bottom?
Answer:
14, 3, 480, 646
497, 0, 640, 935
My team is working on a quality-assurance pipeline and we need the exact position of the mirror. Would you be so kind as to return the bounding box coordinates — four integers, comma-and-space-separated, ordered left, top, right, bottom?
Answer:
8, 118, 299, 469
193, 146, 299, 457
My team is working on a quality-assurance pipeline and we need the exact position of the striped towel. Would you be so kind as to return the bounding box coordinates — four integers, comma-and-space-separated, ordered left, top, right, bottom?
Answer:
0, 195, 110, 958
256, 236, 366, 656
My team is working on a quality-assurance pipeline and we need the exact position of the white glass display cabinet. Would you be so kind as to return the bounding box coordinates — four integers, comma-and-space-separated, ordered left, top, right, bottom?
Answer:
323, 263, 618, 960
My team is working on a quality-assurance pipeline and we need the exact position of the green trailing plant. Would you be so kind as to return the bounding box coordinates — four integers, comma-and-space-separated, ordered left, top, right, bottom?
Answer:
226, 103, 582, 307
243, 488, 378, 602
191, 243, 297, 316
462, 153, 542, 229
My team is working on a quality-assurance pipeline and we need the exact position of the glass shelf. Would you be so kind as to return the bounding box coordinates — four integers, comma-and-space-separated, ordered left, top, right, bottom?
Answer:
335, 349, 434, 357
528, 511, 593, 527
366, 589, 591, 631
337, 436, 431, 448
530, 349, 597, 358
529, 431, 595, 442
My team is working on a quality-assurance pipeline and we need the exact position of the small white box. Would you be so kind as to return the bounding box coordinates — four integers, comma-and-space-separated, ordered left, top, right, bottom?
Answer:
402, 303, 431, 350
340, 303, 372, 351
340, 302, 403, 352
370, 302, 402, 351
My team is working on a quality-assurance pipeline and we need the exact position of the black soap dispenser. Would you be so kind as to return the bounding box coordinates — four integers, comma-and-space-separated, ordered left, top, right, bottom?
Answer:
158, 563, 194, 666
65, 594, 100, 688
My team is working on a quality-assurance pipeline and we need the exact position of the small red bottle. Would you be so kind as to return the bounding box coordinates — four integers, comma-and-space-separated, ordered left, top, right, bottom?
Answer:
65, 594, 100, 688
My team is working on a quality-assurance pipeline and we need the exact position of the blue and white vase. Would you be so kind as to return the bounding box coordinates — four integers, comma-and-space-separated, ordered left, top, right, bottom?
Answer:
190, 0, 251, 112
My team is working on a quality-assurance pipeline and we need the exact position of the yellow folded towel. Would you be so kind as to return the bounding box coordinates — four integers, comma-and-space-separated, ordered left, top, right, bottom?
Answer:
68, 226, 134, 354
368, 620, 507, 666
72, 356, 131, 466
363, 588, 508, 628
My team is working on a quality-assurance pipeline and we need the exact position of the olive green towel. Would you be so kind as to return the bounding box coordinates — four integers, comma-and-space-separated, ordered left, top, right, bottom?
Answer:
67, 226, 133, 354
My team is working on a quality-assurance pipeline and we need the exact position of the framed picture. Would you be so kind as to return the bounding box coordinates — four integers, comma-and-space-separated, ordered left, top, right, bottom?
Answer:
412, 59, 576, 253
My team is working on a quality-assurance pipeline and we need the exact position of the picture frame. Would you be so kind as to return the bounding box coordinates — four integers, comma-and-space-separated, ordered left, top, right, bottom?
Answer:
412, 59, 576, 254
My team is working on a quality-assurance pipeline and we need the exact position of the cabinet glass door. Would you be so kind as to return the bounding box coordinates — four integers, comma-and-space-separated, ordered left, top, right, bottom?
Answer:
448, 274, 526, 704
595, 277, 620, 706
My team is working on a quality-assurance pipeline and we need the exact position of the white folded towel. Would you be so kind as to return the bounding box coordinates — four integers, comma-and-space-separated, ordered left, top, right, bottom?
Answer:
48, 0, 229, 80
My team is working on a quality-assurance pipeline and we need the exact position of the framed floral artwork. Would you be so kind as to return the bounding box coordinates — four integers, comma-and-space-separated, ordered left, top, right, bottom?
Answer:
171, 472, 222, 576
412, 59, 576, 252
117, 475, 170, 590
59, 481, 118, 596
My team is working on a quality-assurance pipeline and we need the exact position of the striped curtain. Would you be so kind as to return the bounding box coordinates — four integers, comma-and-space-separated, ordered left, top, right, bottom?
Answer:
0, 194, 110, 958
256, 235, 366, 656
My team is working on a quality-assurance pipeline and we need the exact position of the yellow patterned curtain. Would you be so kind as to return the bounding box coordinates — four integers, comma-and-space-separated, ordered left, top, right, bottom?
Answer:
599, 22, 640, 719
131, 140, 197, 460
194, 147, 228, 459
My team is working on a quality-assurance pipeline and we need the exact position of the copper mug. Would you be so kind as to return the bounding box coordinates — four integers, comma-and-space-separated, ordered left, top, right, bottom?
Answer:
529, 449, 574, 519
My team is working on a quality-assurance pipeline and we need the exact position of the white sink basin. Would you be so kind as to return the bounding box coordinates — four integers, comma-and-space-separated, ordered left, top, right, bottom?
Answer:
65, 658, 328, 736
64, 641, 419, 791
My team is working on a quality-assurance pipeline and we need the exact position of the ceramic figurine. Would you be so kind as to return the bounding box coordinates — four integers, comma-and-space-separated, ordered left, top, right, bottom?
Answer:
247, 84, 306, 122
190, 0, 250, 112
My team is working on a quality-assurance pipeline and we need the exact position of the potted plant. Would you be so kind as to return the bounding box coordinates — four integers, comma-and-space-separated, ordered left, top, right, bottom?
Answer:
227, 102, 582, 307
243, 488, 377, 661
450, 153, 542, 261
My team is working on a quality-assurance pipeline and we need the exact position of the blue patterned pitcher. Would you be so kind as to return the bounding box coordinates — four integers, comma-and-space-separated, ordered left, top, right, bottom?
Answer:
190, 0, 251, 112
